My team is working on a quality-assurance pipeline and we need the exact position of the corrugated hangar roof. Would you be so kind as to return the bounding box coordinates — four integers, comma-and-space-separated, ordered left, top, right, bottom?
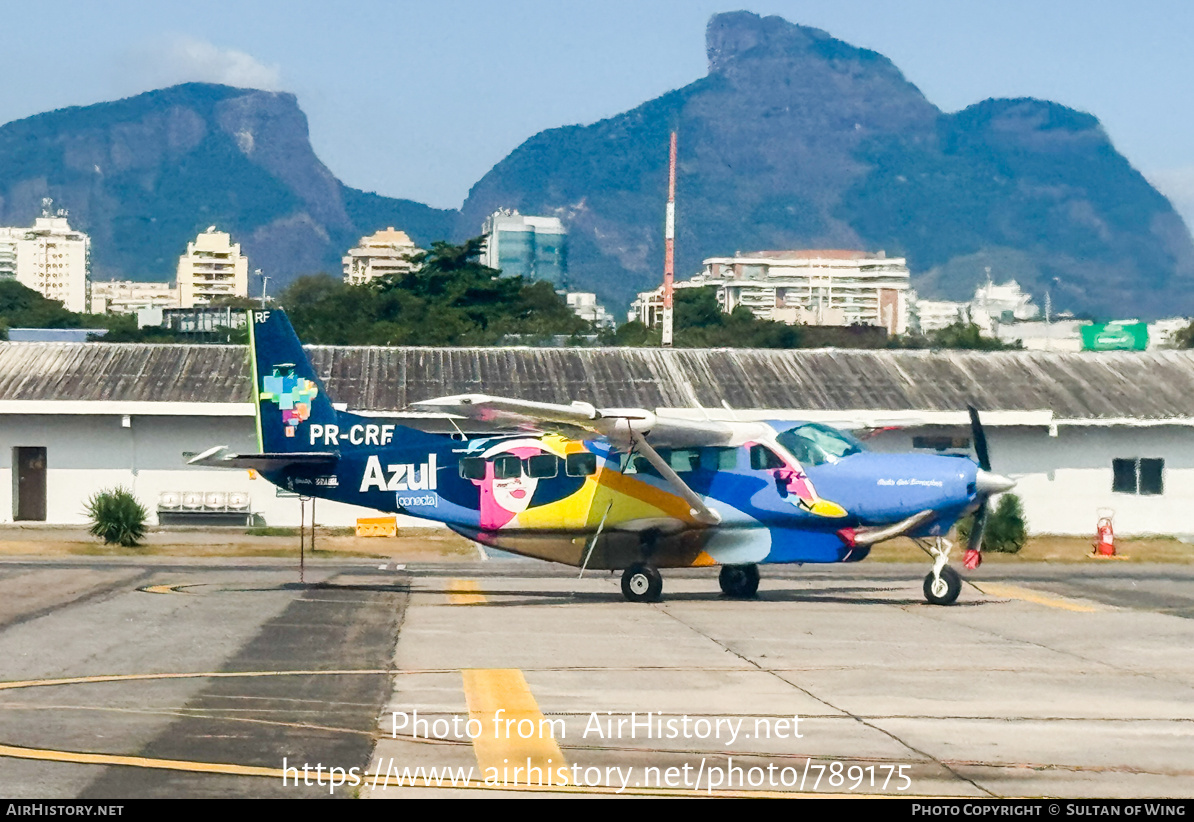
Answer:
2, 341, 1194, 420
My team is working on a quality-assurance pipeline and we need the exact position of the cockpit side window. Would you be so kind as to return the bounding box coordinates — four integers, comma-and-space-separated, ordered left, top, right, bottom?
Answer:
775, 423, 865, 466
750, 444, 785, 470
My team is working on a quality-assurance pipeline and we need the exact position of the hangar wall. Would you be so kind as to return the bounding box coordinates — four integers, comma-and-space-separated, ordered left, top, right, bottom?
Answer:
4, 411, 1194, 536
868, 425, 1194, 536
0, 413, 423, 528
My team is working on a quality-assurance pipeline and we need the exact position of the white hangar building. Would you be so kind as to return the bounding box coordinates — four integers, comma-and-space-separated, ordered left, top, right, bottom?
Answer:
2, 341, 1194, 536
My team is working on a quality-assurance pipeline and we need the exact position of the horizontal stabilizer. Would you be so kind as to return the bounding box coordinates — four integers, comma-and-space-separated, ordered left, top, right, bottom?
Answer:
188, 445, 339, 473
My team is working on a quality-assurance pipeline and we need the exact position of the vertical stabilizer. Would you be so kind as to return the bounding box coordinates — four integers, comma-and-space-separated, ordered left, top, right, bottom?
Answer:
248, 309, 339, 452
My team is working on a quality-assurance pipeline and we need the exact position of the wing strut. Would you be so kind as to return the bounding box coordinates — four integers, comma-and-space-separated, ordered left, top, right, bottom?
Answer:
578, 501, 614, 579
628, 430, 722, 526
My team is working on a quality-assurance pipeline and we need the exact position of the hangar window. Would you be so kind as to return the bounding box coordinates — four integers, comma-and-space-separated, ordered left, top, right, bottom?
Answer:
913, 435, 971, 452
1140, 459, 1165, 495
1112, 458, 1164, 495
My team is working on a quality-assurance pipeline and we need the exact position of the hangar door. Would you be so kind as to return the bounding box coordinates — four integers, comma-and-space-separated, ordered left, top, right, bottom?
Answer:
13, 447, 46, 522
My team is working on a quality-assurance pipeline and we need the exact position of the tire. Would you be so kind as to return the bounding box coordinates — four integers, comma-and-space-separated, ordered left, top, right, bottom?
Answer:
621, 563, 663, 603
719, 564, 760, 598
923, 565, 962, 605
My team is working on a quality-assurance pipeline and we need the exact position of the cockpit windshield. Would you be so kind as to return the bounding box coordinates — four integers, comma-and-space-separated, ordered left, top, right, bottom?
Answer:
775, 423, 866, 466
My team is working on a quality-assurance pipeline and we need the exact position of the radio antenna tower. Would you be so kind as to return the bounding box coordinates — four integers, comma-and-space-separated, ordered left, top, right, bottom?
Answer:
662, 131, 677, 347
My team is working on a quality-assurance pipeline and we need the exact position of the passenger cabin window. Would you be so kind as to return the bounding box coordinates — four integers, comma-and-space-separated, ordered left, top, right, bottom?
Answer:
459, 457, 486, 480
621, 453, 660, 477
668, 449, 701, 473
775, 423, 865, 466
565, 452, 597, 477
526, 454, 559, 479
1113, 458, 1163, 495
750, 445, 785, 471
460, 454, 560, 480
703, 447, 738, 470
492, 455, 522, 480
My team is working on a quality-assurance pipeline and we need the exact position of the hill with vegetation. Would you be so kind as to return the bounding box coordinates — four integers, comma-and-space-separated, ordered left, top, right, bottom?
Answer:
0, 83, 456, 287
459, 11, 1194, 318
1, 13, 1189, 320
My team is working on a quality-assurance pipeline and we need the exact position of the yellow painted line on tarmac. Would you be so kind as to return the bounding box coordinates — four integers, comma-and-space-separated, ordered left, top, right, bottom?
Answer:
973, 582, 1100, 613
0, 741, 284, 778
0, 738, 909, 796
0, 669, 388, 693
447, 579, 487, 605
139, 583, 196, 595
461, 669, 568, 782
0, 669, 394, 781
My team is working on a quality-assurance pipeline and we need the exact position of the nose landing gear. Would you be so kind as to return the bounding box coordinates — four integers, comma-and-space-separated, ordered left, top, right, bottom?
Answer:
921, 536, 962, 605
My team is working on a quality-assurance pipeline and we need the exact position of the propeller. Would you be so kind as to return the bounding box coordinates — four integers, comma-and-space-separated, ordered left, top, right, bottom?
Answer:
965, 406, 1016, 569
968, 406, 991, 473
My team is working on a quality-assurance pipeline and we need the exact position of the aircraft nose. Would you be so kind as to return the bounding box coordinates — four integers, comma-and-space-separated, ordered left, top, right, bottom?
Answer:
975, 470, 1016, 495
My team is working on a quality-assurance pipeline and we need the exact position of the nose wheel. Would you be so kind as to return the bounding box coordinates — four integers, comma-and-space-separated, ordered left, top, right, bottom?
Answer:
924, 565, 961, 605
621, 563, 662, 602
719, 563, 760, 598
921, 536, 962, 605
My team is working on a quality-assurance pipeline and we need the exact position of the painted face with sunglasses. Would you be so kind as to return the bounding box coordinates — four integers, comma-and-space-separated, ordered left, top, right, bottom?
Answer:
490, 450, 541, 516
474, 440, 554, 529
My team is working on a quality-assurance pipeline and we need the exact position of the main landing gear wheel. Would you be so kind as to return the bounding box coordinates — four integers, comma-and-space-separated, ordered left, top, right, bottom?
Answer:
621, 563, 663, 603
719, 564, 760, 598
923, 565, 962, 606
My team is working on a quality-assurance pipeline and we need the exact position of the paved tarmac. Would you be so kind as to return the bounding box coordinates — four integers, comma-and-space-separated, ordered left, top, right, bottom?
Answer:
0, 557, 1191, 798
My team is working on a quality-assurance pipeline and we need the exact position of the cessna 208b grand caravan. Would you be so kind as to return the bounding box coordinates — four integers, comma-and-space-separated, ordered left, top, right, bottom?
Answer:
193, 310, 1015, 604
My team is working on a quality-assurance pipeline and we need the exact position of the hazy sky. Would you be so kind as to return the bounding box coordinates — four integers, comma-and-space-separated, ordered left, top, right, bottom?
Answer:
3, 1, 1193, 228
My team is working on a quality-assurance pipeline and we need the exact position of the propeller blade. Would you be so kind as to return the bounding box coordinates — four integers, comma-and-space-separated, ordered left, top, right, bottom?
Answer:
967, 502, 988, 555
968, 405, 991, 472
964, 501, 988, 569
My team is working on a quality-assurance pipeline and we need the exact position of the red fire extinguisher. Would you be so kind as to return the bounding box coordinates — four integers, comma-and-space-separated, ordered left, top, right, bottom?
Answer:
1095, 516, 1115, 556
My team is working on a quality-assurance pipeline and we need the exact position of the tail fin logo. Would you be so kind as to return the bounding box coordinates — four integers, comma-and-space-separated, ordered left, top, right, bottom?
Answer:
260, 364, 319, 438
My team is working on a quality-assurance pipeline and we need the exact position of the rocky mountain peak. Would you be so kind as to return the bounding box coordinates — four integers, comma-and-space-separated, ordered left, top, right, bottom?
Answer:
705, 12, 907, 87
0, 83, 456, 286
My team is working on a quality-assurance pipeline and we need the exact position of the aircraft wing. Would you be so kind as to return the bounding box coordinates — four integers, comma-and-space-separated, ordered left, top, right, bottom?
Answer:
410, 394, 737, 448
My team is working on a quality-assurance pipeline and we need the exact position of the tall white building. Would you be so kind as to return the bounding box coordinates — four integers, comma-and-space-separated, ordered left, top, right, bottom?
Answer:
633, 250, 910, 335
176, 227, 249, 309
480, 210, 568, 285
2, 202, 91, 313
342, 227, 420, 285
0, 228, 19, 282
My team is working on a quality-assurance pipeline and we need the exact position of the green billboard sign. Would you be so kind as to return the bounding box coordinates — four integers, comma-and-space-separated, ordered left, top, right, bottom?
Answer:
1081, 322, 1149, 351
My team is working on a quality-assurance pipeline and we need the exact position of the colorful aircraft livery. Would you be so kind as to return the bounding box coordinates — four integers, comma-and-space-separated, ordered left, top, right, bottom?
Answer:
192, 309, 1015, 605
259, 366, 319, 438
